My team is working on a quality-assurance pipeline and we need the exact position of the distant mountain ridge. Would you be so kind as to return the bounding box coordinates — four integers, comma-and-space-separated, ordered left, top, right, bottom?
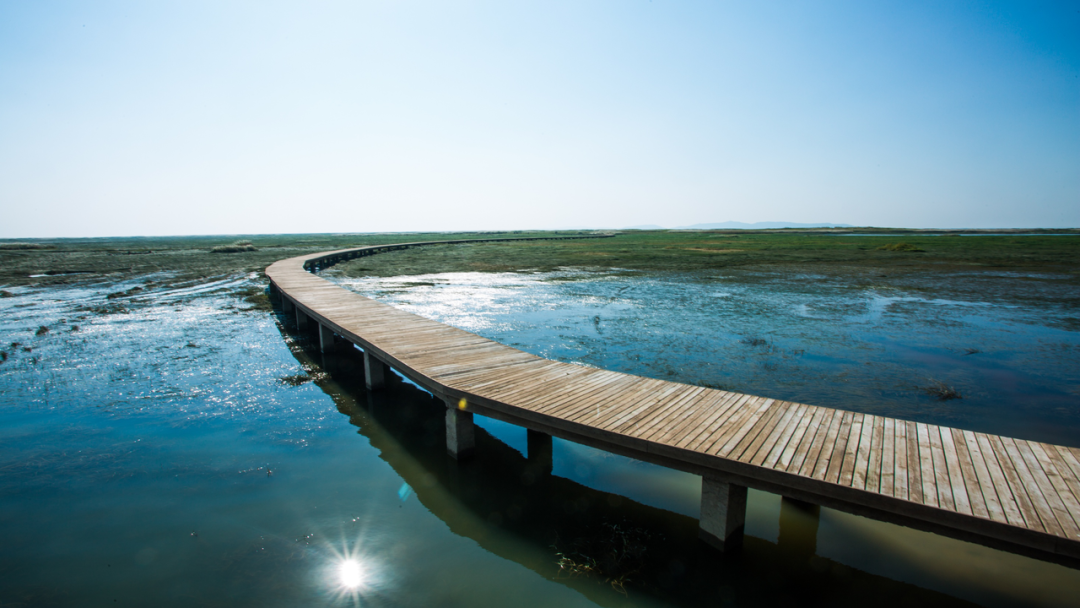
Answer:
678, 221, 853, 229
621, 221, 853, 230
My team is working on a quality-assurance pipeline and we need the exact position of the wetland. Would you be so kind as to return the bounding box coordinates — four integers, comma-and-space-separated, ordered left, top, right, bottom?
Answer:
1, 229, 1079, 606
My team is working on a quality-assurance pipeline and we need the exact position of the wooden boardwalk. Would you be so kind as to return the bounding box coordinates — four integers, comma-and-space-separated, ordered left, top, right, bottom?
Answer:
266, 238, 1080, 565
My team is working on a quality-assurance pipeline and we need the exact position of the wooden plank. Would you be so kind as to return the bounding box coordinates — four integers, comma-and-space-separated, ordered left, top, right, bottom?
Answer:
915, 423, 939, 508
413, 341, 527, 367
447, 358, 569, 389
893, 419, 909, 501
838, 413, 866, 488
697, 394, 770, 454
782, 406, 829, 474
449, 362, 569, 395
988, 434, 1048, 533
751, 402, 807, 467
583, 378, 678, 432
614, 385, 707, 436
767, 404, 815, 470
865, 415, 886, 494
649, 389, 739, 446
822, 411, 855, 484
1012, 439, 1077, 539
879, 417, 895, 498
459, 362, 585, 401
958, 430, 1000, 522
1053, 445, 1080, 506
564, 376, 664, 426
555, 374, 659, 424
597, 381, 687, 432
672, 391, 753, 450
977, 433, 1030, 528
713, 398, 781, 459
1029, 442, 1080, 539
939, 426, 973, 516
927, 424, 957, 512
852, 414, 877, 491
541, 373, 644, 422
906, 421, 925, 505
637, 386, 719, 439
503, 368, 623, 414
718, 398, 788, 460
806, 409, 845, 480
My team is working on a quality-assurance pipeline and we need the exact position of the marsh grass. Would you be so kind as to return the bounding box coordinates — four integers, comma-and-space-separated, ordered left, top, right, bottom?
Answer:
876, 242, 925, 252
210, 241, 258, 253
232, 285, 273, 311
3, 229, 1076, 290
278, 374, 313, 387
278, 366, 328, 387
77, 303, 131, 316
0, 242, 54, 250
106, 286, 144, 299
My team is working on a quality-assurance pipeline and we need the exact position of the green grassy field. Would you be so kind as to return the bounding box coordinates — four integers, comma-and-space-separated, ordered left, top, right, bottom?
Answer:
1, 229, 1077, 293
331, 229, 1080, 278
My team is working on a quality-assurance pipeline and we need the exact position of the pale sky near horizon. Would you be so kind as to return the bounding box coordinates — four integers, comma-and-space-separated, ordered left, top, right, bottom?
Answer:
1, 1, 1077, 238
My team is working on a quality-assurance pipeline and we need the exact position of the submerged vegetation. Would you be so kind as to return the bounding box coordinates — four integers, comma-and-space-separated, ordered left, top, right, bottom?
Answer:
923, 380, 963, 401
554, 521, 652, 596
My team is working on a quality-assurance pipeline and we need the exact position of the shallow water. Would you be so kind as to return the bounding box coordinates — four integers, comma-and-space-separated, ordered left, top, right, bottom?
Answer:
1, 269, 1079, 607
333, 268, 1080, 445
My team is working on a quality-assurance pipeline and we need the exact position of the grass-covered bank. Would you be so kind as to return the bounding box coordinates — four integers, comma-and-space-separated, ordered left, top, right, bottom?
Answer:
325, 229, 1080, 282
2, 228, 1077, 291
0, 231, 596, 288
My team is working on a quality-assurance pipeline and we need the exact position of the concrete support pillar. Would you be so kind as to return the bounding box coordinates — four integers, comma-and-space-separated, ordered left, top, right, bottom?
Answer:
778, 497, 820, 559
319, 323, 335, 353
445, 402, 475, 460
527, 429, 553, 476
364, 351, 388, 390
699, 475, 747, 551
296, 308, 309, 331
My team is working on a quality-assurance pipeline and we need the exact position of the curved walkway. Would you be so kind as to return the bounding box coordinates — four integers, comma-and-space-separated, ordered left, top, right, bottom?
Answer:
266, 237, 1080, 565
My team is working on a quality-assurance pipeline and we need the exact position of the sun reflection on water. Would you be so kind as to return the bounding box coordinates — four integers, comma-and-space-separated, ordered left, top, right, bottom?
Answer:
325, 537, 382, 605
338, 559, 366, 589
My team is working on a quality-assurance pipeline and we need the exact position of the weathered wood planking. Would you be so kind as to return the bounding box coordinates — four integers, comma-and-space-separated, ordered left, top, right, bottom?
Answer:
266, 240, 1080, 564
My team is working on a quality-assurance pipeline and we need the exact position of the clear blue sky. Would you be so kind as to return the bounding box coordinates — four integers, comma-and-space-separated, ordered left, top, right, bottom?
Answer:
1, 1, 1077, 237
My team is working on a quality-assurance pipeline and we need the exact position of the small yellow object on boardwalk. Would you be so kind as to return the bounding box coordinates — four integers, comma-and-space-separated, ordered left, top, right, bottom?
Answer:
266, 237, 1080, 565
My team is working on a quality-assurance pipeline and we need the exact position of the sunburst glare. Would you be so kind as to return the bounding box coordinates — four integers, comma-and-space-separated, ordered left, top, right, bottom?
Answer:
338, 559, 366, 589
321, 525, 386, 606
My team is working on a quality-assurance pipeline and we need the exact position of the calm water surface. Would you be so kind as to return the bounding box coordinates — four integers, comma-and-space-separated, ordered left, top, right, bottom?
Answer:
1, 268, 1078, 607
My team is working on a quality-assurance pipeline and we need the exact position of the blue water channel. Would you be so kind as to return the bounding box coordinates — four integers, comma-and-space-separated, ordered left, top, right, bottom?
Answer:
1, 266, 1078, 606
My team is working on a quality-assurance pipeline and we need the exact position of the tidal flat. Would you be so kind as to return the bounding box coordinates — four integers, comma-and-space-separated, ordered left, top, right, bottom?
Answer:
1, 230, 1078, 607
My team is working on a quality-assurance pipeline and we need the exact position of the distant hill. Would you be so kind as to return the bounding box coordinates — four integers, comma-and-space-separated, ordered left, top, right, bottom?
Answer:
676, 221, 852, 230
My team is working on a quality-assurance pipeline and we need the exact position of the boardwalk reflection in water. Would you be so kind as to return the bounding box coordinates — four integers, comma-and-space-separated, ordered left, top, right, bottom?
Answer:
291, 313, 993, 607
